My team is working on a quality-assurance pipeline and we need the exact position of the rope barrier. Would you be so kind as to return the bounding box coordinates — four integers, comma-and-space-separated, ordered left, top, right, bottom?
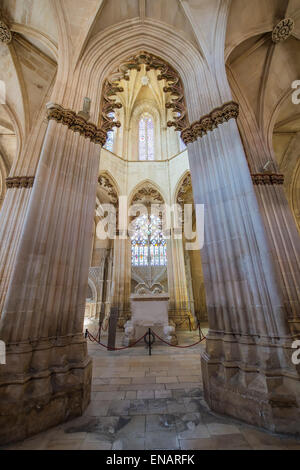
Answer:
151, 329, 206, 348
86, 329, 147, 351
86, 326, 206, 351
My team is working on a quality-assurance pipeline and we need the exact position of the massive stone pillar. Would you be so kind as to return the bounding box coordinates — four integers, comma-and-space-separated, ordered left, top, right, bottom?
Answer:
252, 180, 300, 337
0, 104, 105, 445
0, 183, 33, 317
182, 102, 300, 434
231, 79, 300, 338
0, 114, 49, 319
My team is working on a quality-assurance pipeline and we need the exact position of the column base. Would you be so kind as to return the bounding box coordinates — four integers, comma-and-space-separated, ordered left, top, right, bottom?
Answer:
201, 352, 300, 435
0, 335, 92, 446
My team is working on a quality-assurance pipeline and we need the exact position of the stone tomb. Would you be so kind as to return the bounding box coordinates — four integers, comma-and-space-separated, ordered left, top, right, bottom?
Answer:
124, 293, 177, 346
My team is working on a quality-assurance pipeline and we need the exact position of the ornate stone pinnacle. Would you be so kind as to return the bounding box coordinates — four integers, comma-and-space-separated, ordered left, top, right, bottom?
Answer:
181, 101, 239, 145
77, 97, 91, 121
0, 20, 12, 44
272, 18, 294, 43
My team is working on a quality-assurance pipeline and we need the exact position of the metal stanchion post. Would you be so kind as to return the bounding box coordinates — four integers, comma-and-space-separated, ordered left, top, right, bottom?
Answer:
148, 328, 152, 356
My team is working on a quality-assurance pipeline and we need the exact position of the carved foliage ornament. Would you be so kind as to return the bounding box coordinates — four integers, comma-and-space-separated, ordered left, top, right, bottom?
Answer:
0, 20, 12, 44
47, 103, 106, 146
177, 173, 192, 205
272, 18, 294, 43
6, 176, 34, 189
251, 173, 284, 185
100, 51, 189, 144
132, 184, 164, 205
98, 174, 118, 205
181, 101, 239, 145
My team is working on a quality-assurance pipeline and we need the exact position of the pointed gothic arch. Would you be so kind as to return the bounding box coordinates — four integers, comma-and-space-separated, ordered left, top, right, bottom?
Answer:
98, 50, 190, 147
129, 180, 165, 207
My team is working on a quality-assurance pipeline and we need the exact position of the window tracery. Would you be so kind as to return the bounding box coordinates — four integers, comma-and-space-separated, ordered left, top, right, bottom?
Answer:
131, 214, 167, 266
139, 113, 154, 160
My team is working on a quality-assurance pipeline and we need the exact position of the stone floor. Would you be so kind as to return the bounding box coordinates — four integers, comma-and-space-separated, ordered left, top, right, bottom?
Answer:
3, 328, 300, 450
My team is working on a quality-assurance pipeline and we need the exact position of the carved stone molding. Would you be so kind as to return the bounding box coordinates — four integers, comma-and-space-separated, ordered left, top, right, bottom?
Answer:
6, 176, 35, 189
99, 81, 123, 134
177, 173, 192, 204
251, 173, 284, 185
98, 174, 118, 205
272, 18, 294, 43
46, 103, 107, 146
100, 51, 189, 140
181, 101, 239, 145
0, 20, 12, 44
132, 184, 164, 205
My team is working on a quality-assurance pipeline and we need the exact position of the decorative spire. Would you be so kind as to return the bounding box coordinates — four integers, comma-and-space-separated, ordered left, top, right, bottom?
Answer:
78, 97, 91, 121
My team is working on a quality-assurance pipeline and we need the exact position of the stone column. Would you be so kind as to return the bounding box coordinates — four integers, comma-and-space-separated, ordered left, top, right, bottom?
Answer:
168, 232, 192, 329
166, 238, 176, 317
0, 183, 33, 318
0, 104, 105, 445
0, 114, 49, 319
103, 248, 114, 318
227, 55, 300, 337
231, 76, 300, 337
184, 250, 196, 321
0, 157, 8, 210
110, 231, 131, 328
182, 102, 300, 433
252, 180, 300, 337
90, 246, 109, 317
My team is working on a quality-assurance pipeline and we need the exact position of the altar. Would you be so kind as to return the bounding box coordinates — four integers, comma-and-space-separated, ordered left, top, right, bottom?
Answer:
124, 293, 178, 346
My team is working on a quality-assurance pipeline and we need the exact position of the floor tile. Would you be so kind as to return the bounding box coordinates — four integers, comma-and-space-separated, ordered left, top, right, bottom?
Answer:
5, 329, 300, 451
145, 431, 179, 450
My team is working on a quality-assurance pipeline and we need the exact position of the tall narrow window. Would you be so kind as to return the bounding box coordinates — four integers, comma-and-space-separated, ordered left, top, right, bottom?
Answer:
104, 112, 115, 152
104, 130, 114, 152
139, 113, 154, 160
131, 214, 167, 266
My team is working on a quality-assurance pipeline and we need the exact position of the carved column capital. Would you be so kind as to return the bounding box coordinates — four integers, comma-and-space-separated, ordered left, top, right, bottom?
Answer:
0, 20, 12, 44
272, 18, 294, 43
251, 173, 285, 185
181, 101, 239, 145
46, 103, 107, 146
6, 176, 35, 189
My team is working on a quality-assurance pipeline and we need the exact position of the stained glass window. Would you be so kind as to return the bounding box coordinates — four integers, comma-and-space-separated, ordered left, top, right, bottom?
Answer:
104, 130, 114, 152
139, 113, 154, 160
131, 214, 167, 266
104, 112, 115, 152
